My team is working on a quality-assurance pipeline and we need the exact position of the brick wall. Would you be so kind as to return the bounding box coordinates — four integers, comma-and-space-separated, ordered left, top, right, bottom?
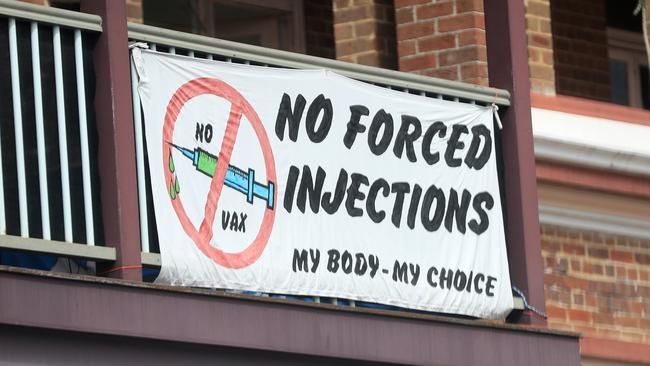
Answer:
305, 0, 336, 59
394, 0, 488, 86
542, 224, 650, 344
333, 0, 397, 69
126, 0, 142, 23
525, 0, 555, 95
550, 0, 610, 101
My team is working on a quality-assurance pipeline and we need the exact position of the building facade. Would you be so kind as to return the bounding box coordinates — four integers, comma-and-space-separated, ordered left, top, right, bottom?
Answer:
1, 0, 648, 364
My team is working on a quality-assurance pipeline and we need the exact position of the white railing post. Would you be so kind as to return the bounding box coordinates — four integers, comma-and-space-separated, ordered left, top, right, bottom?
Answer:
74, 29, 95, 245
8, 17, 29, 237
30, 21, 51, 240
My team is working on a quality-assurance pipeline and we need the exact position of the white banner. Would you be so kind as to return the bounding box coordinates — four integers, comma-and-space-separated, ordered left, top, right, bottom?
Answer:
133, 49, 513, 319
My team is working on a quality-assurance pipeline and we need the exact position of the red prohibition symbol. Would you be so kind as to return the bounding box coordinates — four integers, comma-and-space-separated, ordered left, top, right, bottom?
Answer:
162, 77, 277, 269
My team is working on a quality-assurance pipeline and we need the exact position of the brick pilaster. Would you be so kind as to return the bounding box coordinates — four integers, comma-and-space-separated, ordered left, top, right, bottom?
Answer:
525, 0, 555, 95
395, 0, 488, 86
333, 0, 397, 69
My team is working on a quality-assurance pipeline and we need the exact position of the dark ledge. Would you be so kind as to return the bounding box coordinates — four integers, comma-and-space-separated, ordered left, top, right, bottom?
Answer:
0, 266, 580, 365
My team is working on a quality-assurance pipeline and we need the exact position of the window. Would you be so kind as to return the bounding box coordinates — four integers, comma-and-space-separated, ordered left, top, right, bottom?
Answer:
142, 0, 305, 53
607, 28, 650, 109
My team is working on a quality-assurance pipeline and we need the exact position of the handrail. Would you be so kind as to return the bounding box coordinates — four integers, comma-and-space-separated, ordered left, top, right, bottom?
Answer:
128, 22, 510, 106
0, 0, 102, 32
0, 235, 115, 261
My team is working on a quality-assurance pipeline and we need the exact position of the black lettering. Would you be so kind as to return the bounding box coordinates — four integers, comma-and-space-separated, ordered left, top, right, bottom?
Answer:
439, 268, 453, 289
292, 249, 309, 273
366, 178, 389, 223
393, 261, 408, 283
406, 184, 422, 229
466, 271, 474, 292
390, 182, 410, 228
393, 115, 422, 162
469, 192, 494, 235
305, 94, 333, 143
296, 166, 326, 213
444, 189, 471, 234
345, 173, 369, 217
204, 124, 213, 143
309, 249, 320, 273
343, 105, 369, 149
421, 185, 445, 232
327, 249, 340, 273
444, 124, 468, 167
238, 213, 247, 232
409, 263, 420, 285
229, 212, 239, 231
486, 276, 497, 297
275, 93, 306, 142
321, 169, 348, 214
354, 253, 368, 275
422, 121, 446, 165
453, 270, 467, 291
474, 273, 485, 294
368, 255, 379, 278
283, 166, 300, 213
368, 109, 394, 155
221, 210, 230, 230
341, 251, 353, 274
427, 266, 439, 288
195, 123, 204, 143
464, 125, 492, 170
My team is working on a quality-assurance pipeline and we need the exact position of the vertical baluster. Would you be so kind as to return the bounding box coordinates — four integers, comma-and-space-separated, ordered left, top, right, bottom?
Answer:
74, 29, 94, 245
130, 61, 149, 253
53, 26, 72, 242
169, 46, 176, 54
8, 18, 29, 237
31, 22, 51, 240
150, 43, 157, 51
188, 50, 194, 57
207, 54, 213, 60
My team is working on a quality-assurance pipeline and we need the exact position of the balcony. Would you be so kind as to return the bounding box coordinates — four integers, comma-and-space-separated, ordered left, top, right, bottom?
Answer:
0, 1, 580, 364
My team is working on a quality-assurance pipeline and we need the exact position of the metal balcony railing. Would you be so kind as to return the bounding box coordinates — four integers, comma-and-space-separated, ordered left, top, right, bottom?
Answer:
0, 0, 113, 265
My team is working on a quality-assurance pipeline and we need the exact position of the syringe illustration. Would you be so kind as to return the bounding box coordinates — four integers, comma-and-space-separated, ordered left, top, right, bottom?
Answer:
169, 142, 275, 209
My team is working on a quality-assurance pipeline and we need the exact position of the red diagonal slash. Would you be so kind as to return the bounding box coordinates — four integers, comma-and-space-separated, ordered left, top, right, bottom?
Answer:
162, 77, 276, 269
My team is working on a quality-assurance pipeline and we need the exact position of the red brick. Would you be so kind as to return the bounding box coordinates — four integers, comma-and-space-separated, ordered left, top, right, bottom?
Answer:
546, 305, 568, 320
395, 0, 430, 6
458, 29, 486, 46
635, 253, 650, 264
587, 247, 609, 259
399, 54, 437, 71
354, 20, 375, 37
416, 2, 453, 20
417, 34, 456, 51
398, 40, 416, 57
563, 243, 585, 255
438, 13, 484, 32
568, 309, 592, 323
456, 0, 483, 13
335, 6, 370, 23
397, 22, 434, 41
611, 250, 634, 263
396, 7, 414, 24
438, 46, 485, 66
460, 62, 488, 79
422, 65, 458, 80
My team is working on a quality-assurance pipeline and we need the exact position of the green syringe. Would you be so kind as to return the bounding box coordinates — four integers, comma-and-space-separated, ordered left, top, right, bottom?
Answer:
169, 142, 274, 209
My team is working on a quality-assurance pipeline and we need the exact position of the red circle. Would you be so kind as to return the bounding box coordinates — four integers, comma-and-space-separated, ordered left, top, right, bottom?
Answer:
162, 77, 276, 269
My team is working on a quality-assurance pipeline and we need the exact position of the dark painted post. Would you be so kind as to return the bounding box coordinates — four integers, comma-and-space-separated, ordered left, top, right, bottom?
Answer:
484, 0, 546, 324
80, 0, 141, 281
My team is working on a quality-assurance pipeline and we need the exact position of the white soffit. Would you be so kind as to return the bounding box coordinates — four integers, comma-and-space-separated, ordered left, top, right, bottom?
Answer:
531, 108, 650, 176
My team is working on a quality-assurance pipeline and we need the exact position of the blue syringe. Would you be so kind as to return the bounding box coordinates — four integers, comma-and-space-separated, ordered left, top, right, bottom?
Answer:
169, 142, 274, 209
